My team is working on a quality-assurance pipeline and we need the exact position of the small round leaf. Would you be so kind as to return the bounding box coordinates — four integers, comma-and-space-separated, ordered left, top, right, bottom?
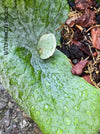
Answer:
37, 33, 56, 59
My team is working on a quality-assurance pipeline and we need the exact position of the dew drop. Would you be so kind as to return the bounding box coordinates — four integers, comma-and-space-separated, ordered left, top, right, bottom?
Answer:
92, 105, 96, 110
64, 106, 69, 113
46, 118, 52, 125
56, 128, 63, 134
64, 117, 71, 125
45, 81, 50, 88
74, 117, 78, 125
74, 105, 79, 111
44, 104, 50, 111
35, 111, 40, 115
86, 110, 91, 116
93, 90, 97, 95
81, 90, 88, 99
31, 106, 35, 111
42, 73, 46, 78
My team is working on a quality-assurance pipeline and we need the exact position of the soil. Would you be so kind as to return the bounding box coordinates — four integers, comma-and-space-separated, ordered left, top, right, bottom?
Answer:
0, 83, 42, 134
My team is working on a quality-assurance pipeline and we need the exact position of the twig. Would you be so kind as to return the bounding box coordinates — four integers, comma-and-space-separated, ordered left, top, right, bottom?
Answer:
86, 25, 100, 33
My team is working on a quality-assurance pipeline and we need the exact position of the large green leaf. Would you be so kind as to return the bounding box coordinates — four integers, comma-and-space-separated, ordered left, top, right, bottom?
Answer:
0, 0, 100, 134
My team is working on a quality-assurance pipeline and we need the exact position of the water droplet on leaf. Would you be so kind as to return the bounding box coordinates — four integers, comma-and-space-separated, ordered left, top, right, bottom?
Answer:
46, 118, 52, 124
64, 106, 69, 113
56, 128, 63, 134
64, 117, 71, 125
35, 111, 40, 115
31, 106, 35, 111
44, 104, 50, 111
86, 110, 91, 116
74, 117, 78, 125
